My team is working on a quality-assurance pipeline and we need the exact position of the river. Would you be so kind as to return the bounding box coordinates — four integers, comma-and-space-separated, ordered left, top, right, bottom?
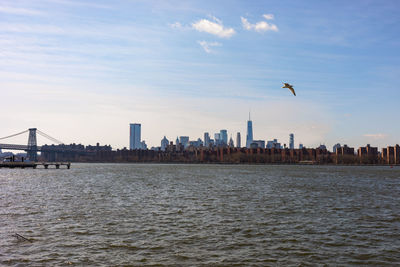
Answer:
1, 164, 399, 266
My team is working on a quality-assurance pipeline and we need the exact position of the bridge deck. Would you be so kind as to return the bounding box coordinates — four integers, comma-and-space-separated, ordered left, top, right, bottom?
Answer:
0, 162, 71, 169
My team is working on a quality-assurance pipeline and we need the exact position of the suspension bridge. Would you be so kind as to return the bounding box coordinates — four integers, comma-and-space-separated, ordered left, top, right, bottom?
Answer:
0, 128, 86, 161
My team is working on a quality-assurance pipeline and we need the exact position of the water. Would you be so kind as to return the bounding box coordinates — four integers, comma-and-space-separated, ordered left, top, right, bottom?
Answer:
1, 164, 400, 266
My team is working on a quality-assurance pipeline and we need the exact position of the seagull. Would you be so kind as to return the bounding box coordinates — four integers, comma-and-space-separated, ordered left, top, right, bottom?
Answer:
282, 83, 296, 96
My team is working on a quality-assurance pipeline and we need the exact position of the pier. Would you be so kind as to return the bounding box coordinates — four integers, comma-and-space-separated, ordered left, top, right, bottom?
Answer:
0, 162, 71, 169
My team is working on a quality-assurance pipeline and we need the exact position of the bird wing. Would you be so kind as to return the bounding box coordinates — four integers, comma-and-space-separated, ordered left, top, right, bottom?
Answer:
288, 87, 296, 96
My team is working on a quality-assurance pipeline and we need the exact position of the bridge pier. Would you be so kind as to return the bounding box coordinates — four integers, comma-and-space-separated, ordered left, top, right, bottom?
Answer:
27, 128, 38, 162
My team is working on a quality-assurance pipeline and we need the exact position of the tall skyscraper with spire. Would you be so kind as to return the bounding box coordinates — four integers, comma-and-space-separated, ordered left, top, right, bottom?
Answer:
246, 112, 253, 148
289, 133, 294, 149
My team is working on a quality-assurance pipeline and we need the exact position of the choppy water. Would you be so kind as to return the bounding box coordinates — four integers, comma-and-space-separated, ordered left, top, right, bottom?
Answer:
1, 164, 400, 266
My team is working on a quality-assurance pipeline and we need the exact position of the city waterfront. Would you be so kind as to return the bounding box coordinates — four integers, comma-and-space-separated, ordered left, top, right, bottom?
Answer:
1, 164, 399, 266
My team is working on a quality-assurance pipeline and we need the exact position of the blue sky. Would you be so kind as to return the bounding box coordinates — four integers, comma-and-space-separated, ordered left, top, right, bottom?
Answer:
1, 0, 399, 149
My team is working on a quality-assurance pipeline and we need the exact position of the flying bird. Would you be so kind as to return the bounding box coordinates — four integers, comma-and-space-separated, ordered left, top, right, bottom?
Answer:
282, 83, 296, 96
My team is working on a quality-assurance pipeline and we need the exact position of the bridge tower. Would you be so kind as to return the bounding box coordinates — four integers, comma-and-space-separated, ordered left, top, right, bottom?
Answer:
27, 128, 38, 161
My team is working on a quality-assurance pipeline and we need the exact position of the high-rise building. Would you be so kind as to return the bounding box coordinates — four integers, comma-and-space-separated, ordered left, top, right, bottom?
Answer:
266, 139, 281, 149
214, 133, 221, 146
220, 129, 228, 145
252, 140, 265, 148
236, 132, 241, 148
179, 136, 189, 148
141, 140, 147, 150
204, 132, 210, 147
228, 136, 234, 147
333, 143, 341, 153
289, 133, 294, 150
299, 143, 304, 149
129, 123, 141, 149
161, 136, 169, 151
246, 113, 253, 148
176, 137, 179, 145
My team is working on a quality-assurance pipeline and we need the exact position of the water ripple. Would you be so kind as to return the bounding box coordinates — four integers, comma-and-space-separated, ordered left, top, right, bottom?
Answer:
1, 164, 400, 265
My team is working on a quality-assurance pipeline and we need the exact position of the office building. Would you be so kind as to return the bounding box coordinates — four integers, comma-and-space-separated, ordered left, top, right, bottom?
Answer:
228, 136, 234, 147
333, 143, 341, 153
266, 139, 281, 149
318, 144, 327, 150
246, 113, 253, 148
236, 132, 241, 148
289, 133, 294, 149
204, 132, 210, 147
141, 140, 147, 150
189, 138, 203, 148
161, 136, 169, 151
129, 123, 141, 150
214, 133, 221, 146
179, 136, 189, 148
220, 130, 228, 145
252, 140, 265, 149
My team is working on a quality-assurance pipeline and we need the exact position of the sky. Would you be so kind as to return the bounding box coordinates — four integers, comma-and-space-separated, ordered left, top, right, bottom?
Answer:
1, 0, 400, 150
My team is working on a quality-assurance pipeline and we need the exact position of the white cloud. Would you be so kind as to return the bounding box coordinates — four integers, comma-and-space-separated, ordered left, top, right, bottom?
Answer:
169, 22, 183, 29
241, 16, 278, 33
363, 133, 387, 139
198, 41, 222, 53
0, 6, 42, 16
262, 14, 275, 20
192, 17, 235, 38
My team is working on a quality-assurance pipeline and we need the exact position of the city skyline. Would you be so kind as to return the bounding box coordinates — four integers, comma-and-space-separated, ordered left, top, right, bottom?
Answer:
1, 0, 400, 149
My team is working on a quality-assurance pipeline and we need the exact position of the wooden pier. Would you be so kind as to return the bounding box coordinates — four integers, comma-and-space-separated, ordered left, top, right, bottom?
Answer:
0, 162, 71, 169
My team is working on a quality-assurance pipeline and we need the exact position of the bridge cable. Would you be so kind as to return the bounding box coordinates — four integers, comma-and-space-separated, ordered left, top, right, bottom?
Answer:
0, 130, 29, 140
36, 130, 64, 145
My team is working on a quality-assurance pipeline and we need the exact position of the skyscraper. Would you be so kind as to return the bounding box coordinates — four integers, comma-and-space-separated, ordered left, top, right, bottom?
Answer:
289, 133, 294, 149
214, 133, 221, 144
204, 132, 210, 147
220, 129, 228, 145
129, 123, 141, 149
179, 136, 189, 148
246, 113, 253, 148
236, 132, 241, 148
161, 136, 169, 151
228, 136, 234, 147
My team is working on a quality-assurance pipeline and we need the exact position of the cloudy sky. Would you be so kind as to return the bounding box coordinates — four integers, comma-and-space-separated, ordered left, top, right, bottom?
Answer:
1, 0, 399, 149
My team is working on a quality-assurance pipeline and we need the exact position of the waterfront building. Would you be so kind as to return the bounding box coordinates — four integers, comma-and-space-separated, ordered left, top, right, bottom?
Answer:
252, 140, 265, 149
189, 138, 203, 148
318, 144, 327, 150
246, 113, 253, 148
220, 130, 228, 145
236, 132, 241, 148
357, 144, 378, 164
179, 136, 189, 148
289, 133, 294, 149
228, 136, 234, 147
214, 133, 221, 146
161, 136, 169, 151
129, 123, 141, 150
337, 144, 354, 155
266, 139, 281, 149
204, 132, 210, 147
333, 143, 341, 153
382, 144, 400, 164
141, 140, 147, 150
